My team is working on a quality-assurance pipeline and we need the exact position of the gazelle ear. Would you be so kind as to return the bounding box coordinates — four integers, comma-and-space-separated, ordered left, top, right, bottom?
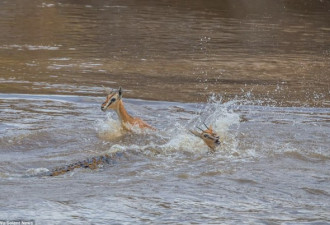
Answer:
203, 122, 210, 130
196, 126, 204, 132
118, 87, 123, 99
102, 85, 111, 94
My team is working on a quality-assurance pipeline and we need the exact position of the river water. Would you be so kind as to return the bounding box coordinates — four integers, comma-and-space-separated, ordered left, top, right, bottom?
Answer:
0, 0, 329, 224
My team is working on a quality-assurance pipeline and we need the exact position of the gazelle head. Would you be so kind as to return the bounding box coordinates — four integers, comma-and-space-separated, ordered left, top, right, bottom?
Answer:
101, 87, 123, 112
191, 123, 221, 151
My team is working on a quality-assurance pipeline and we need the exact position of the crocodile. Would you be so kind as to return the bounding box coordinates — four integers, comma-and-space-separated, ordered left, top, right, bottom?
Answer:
29, 152, 124, 177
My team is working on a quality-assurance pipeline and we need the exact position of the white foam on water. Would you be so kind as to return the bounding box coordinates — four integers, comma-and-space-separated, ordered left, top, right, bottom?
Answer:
27, 45, 60, 50
96, 96, 242, 159
107, 144, 128, 154
0, 44, 60, 51
25, 168, 49, 176
93, 94, 329, 163
159, 132, 209, 154
41, 3, 55, 8
96, 114, 124, 141
49, 57, 71, 61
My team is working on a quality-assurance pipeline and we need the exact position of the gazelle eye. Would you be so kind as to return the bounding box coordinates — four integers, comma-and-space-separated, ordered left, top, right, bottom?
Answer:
203, 134, 209, 138
111, 98, 116, 102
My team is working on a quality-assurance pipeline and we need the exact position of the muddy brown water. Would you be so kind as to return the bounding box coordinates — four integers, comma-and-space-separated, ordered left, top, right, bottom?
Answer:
0, 0, 329, 224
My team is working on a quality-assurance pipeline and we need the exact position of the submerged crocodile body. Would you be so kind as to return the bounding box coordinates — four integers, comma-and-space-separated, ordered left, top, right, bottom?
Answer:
32, 152, 123, 177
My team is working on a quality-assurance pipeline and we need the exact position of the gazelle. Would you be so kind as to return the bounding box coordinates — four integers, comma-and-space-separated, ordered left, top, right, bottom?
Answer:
101, 86, 219, 150
190, 123, 221, 151
101, 87, 154, 130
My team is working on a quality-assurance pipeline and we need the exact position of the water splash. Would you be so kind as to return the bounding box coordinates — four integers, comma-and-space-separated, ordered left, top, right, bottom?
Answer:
96, 95, 242, 158
96, 114, 124, 140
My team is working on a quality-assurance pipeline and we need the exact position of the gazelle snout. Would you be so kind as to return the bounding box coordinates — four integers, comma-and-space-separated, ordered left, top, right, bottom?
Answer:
101, 102, 107, 111
101, 103, 107, 111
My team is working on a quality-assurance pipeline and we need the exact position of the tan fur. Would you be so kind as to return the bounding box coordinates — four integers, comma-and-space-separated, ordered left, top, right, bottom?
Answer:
191, 124, 220, 151
101, 87, 154, 130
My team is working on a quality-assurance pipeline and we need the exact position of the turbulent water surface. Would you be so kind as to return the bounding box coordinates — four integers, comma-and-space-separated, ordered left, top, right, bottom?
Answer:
0, 0, 330, 224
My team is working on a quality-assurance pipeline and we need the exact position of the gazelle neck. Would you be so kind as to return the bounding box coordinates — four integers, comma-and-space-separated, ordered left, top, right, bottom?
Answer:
115, 100, 134, 124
